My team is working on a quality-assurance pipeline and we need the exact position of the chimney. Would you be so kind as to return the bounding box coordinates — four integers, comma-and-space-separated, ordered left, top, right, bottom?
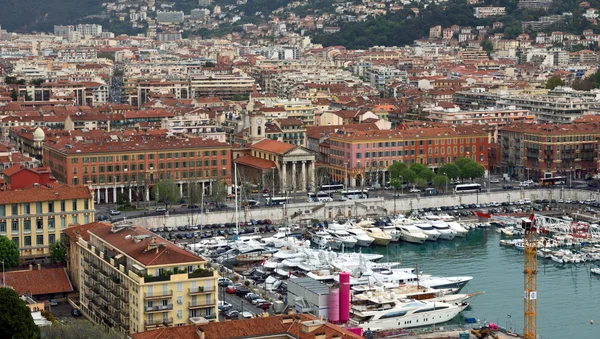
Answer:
197, 329, 205, 339
29, 264, 33, 271
37, 264, 41, 270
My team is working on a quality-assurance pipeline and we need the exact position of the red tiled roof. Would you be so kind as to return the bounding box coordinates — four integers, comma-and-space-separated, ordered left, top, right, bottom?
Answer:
234, 155, 276, 170
130, 314, 362, 339
88, 223, 207, 266
4, 268, 73, 296
62, 222, 111, 242
2, 164, 24, 177
0, 185, 92, 204
251, 139, 296, 155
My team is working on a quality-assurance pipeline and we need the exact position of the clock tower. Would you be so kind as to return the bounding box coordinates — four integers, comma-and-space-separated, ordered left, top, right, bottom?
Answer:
249, 113, 266, 143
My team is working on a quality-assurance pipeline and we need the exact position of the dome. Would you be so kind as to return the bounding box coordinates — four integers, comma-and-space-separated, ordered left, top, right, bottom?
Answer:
33, 127, 45, 142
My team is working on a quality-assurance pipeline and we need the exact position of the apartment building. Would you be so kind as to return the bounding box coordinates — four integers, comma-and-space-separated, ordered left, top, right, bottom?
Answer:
0, 185, 94, 262
474, 7, 506, 18
496, 95, 590, 122
160, 113, 226, 143
189, 74, 257, 100
426, 106, 534, 128
63, 222, 218, 334
500, 123, 600, 180
42, 132, 232, 204
327, 126, 489, 187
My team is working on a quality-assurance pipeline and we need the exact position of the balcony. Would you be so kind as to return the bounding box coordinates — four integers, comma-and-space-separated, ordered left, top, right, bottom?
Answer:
189, 300, 215, 309
145, 304, 173, 313
144, 290, 173, 300
188, 286, 214, 295
145, 317, 173, 328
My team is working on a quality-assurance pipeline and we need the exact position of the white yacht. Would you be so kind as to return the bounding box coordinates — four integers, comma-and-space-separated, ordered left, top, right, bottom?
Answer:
429, 221, 457, 240
311, 231, 342, 250
382, 225, 402, 242
398, 225, 428, 244
346, 227, 375, 247
349, 295, 468, 331
413, 223, 441, 241
446, 221, 468, 237
326, 226, 358, 248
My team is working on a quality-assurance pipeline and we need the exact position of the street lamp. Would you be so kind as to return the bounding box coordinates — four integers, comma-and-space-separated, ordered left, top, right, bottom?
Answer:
570, 166, 573, 188
271, 167, 276, 197
344, 161, 349, 189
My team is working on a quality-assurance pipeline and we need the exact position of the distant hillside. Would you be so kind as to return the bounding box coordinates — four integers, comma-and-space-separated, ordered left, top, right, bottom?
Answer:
0, 0, 104, 33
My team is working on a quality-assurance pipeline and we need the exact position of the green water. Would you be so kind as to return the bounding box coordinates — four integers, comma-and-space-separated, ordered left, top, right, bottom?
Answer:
356, 229, 600, 339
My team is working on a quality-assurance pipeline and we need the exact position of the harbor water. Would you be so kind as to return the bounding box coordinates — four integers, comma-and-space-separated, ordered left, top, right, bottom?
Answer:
356, 229, 599, 339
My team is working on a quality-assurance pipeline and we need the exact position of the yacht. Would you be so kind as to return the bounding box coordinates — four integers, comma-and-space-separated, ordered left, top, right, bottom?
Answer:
398, 225, 428, 244
363, 228, 393, 246
311, 231, 342, 250
349, 295, 468, 331
326, 226, 358, 248
446, 221, 469, 237
382, 225, 402, 242
429, 221, 457, 240
346, 228, 375, 247
413, 223, 441, 241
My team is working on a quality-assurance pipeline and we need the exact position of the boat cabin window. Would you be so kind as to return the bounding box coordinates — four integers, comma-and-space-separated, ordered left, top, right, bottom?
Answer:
380, 311, 407, 319
413, 306, 449, 314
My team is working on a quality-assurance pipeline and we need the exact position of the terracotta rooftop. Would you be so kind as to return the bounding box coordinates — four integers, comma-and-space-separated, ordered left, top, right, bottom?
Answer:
130, 314, 362, 339
250, 139, 296, 155
4, 268, 73, 296
62, 221, 112, 242
234, 155, 277, 170
0, 185, 92, 204
88, 223, 206, 266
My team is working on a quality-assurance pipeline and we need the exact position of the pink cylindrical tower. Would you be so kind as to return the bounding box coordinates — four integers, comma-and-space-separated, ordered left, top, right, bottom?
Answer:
339, 271, 351, 322
328, 288, 340, 323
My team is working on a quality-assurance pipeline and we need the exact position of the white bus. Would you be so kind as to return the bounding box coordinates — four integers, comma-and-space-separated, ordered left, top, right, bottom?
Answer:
307, 191, 333, 202
341, 190, 369, 200
319, 184, 344, 194
265, 197, 291, 205
454, 183, 482, 193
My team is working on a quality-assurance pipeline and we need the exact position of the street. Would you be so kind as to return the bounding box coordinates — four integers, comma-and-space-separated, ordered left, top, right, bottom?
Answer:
218, 286, 268, 320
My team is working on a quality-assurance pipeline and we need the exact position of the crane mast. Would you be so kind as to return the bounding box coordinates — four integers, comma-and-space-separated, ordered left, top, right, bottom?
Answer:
523, 217, 538, 339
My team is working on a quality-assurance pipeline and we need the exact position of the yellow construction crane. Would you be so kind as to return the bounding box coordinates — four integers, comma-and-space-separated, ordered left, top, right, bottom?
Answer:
523, 217, 538, 339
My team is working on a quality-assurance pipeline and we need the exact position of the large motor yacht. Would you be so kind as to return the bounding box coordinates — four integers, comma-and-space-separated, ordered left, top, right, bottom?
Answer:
346, 228, 375, 247
397, 225, 429, 244
413, 223, 441, 241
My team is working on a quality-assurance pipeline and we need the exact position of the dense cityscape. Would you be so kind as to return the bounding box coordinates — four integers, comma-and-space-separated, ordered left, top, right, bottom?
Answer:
0, 1, 600, 339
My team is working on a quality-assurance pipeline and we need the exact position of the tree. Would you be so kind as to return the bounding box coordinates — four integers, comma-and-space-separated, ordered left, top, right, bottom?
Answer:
480, 38, 493, 56
153, 179, 181, 211
454, 157, 471, 170
40, 320, 123, 339
210, 177, 228, 204
572, 78, 594, 91
116, 192, 129, 207
49, 240, 66, 263
388, 162, 408, 180
438, 163, 460, 181
413, 178, 428, 189
11, 90, 17, 101
461, 161, 485, 181
0, 236, 19, 268
409, 163, 427, 175
0, 287, 40, 339
29, 79, 44, 86
545, 75, 565, 90
399, 168, 417, 183
188, 183, 204, 206
433, 175, 450, 192
418, 168, 435, 182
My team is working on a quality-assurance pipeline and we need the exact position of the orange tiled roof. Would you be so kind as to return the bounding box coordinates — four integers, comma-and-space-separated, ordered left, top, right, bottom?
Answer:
234, 155, 276, 170
0, 185, 92, 204
62, 221, 111, 242
88, 223, 207, 266
4, 268, 73, 296
251, 139, 296, 155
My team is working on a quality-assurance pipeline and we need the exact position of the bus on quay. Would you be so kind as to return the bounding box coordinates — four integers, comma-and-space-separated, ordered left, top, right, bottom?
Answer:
340, 190, 369, 200
319, 184, 344, 194
454, 183, 482, 193
265, 197, 291, 205
307, 191, 333, 202
540, 176, 566, 186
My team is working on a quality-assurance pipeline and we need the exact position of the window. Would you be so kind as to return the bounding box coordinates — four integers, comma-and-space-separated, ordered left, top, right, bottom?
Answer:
61, 218, 66, 229
72, 216, 77, 225
73, 200, 78, 211
0, 222, 5, 233
0, 205, 4, 217
36, 219, 43, 230
24, 203, 30, 214
12, 237, 18, 245
48, 218, 55, 230
12, 221, 18, 232
24, 236, 31, 246
84, 200, 89, 210
11, 204, 17, 215
177, 283, 182, 292
25, 220, 31, 232
60, 201, 65, 212
48, 202, 54, 213
36, 235, 44, 245
177, 310, 183, 319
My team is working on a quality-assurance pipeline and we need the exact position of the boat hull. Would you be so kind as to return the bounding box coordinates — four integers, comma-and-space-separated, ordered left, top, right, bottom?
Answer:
352, 303, 468, 331
356, 238, 374, 247
401, 234, 427, 244
372, 238, 391, 246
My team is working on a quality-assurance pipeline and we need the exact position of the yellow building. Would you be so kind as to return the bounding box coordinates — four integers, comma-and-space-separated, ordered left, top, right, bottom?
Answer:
63, 221, 219, 335
0, 185, 95, 262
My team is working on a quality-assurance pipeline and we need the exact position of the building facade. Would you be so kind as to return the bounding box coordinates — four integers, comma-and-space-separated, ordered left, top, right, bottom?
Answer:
0, 185, 94, 262
63, 222, 219, 335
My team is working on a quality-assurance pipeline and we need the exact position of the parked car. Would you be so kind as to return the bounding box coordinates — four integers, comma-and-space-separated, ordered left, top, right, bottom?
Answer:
188, 204, 199, 209
71, 309, 82, 317
235, 288, 251, 298
252, 298, 267, 306
49, 299, 58, 306
225, 283, 243, 294
409, 187, 421, 193
109, 209, 121, 215
225, 310, 239, 319
245, 293, 260, 301
218, 301, 232, 310
156, 207, 166, 212
218, 277, 233, 287
260, 302, 273, 310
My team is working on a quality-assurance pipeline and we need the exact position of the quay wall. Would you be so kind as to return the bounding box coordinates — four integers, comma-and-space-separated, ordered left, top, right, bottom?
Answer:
130, 188, 600, 228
